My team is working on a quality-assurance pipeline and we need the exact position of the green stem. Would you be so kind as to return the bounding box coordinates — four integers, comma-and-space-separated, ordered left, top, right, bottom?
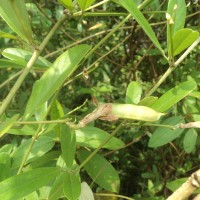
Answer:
146, 36, 200, 97
0, 13, 68, 118
78, 122, 123, 169
17, 124, 44, 174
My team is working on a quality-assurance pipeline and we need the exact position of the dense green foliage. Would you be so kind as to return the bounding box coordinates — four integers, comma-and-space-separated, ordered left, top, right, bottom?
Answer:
0, 0, 199, 199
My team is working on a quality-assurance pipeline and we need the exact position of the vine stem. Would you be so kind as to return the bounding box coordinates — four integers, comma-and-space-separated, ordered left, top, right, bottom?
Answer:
0, 12, 68, 118
146, 36, 200, 97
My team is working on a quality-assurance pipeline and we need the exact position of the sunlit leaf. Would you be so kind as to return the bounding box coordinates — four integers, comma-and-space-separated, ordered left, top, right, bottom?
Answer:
2, 48, 51, 69
0, 167, 60, 200
173, 29, 199, 56
125, 81, 142, 104
151, 81, 197, 112
24, 44, 91, 119
79, 182, 94, 200
58, 0, 73, 10
77, 0, 96, 11
167, 0, 186, 56
0, 31, 17, 39
0, 114, 19, 138
0, 0, 33, 44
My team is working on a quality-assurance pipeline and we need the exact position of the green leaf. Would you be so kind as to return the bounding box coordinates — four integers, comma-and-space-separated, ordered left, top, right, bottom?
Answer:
0, 167, 60, 200
24, 44, 91, 119
48, 173, 64, 200
77, 0, 96, 10
148, 116, 184, 148
173, 29, 199, 56
0, 144, 13, 154
183, 128, 197, 153
79, 182, 94, 200
63, 172, 81, 200
118, 0, 164, 56
51, 100, 64, 120
0, 153, 11, 181
125, 81, 142, 104
0, 59, 25, 68
0, 114, 19, 138
58, 0, 73, 10
77, 150, 120, 193
167, 0, 186, 56
167, 0, 186, 34
60, 124, 76, 168
189, 91, 200, 99
0, 31, 17, 39
2, 48, 51, 69
166, 178, 187, 192
138, 96, 158, 107
0, 0, 33, 44
11, 136, 55, 169
8, 124, 37, 136
75, 126, 125, 150
151, 80, 197, 112
28, 151, 60, 169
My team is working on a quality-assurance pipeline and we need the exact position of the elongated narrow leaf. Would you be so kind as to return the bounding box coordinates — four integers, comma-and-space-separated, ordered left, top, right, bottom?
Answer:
11, 136, 55, 169
75, 126, 125, 150
151, 81, 197, 112
60, 124, 76, 168
2, 48, 51, 69
118, 0, 164, 56
0, 167, 60, 200
0, 31, 17, 39
63, 172, 81, 200
77, 150, 120, 193
78, 0, 96, 10
148, 116, 184, 148
167, 0, 186, 56
0, 59, 25, 68
0, 0, 33, 44
0, 153, 11, 181
24, 44, 91, 119
167, 0, 186, 34
173, 29, 199, 56
183, 128, 197, 153
125, 81, 142, 104
58, 0, 73, 10
0, 114, 19, 138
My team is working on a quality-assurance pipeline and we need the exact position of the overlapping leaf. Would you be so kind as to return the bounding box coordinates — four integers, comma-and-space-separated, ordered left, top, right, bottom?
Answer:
24, 44, 91, 119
